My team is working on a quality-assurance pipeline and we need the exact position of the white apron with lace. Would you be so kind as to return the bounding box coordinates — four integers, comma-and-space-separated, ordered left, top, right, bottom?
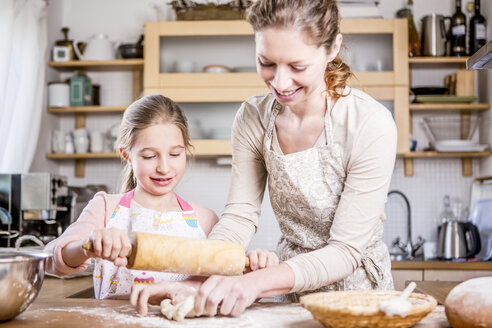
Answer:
263, 99, 393, 302
93, 190, 206, 299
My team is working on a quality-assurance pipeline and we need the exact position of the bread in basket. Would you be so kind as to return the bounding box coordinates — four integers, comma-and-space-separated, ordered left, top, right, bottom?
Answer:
300, 290, 437, 328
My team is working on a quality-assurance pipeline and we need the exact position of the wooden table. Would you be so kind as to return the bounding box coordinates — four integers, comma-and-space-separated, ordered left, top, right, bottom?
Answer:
1, 298, 451, 328
414, 281, 459, 305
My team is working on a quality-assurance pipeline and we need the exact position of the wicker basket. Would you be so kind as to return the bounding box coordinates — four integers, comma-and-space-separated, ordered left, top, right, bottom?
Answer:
300, 290, 437, 328
169, 0, 252, 21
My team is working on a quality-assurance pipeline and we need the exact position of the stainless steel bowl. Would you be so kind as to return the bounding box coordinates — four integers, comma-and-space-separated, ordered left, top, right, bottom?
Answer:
0, 250, 50, 321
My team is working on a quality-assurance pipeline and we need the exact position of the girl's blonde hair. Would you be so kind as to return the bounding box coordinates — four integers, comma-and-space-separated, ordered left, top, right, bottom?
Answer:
246, 0, 352, 99
117, 94, 191, 192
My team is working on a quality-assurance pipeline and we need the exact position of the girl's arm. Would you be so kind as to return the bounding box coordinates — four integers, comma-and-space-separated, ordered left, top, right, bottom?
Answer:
44, 192, 115, 275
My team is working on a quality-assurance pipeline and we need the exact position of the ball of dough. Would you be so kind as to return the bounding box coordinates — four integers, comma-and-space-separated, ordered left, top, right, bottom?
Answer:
444, 277, 492, 328
160, 296, 197, 321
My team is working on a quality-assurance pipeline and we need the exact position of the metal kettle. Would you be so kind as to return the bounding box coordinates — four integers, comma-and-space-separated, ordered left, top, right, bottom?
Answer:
421, 14, 451, 56
437, 220, 481, 259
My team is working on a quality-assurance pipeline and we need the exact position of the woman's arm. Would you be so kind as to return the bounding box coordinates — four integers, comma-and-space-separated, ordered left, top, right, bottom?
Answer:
207, 98, 270, 248
194, 263, 294, 317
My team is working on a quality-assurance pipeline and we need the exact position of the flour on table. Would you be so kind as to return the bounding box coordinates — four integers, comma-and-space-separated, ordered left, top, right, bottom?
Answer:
26, 302, 320, 327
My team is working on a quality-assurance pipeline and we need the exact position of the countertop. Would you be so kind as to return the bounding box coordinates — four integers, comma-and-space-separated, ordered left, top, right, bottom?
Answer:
391, 260, 492, 270
2, 298, 451, 328
3, 276, 454, 327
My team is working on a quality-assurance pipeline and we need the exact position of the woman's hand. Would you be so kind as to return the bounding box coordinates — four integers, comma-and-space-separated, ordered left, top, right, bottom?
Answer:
194, 274, 260, 317
84, 227, 131, 267
246, 249, 279, 272
130, 281, 199, 316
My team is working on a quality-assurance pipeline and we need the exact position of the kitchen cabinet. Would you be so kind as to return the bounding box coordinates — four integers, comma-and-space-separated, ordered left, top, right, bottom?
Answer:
144, 19, 410, 156
391, 260, 492, 290
46, 59, 144, 177
402, 56, 491, 177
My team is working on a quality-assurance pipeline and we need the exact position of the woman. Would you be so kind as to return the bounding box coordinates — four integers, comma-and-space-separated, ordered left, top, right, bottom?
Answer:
132, 0, 397, 317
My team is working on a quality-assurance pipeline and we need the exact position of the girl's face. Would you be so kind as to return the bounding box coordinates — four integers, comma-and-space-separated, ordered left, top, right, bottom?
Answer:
123, 123, 186, 198
255, 27, 341, 107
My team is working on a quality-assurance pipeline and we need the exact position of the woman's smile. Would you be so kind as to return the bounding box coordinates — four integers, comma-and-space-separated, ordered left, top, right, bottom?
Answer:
272, 86, 302, 101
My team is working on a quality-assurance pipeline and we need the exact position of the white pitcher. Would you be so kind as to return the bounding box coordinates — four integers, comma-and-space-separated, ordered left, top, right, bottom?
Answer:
74, 33, 118, 61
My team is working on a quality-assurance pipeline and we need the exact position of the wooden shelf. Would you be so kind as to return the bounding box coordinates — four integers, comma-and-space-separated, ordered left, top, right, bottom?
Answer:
409, 103, 490, 111
48, 59, 143, 71
48, 106, 127, 114
46, 140, 232, 160
401, 151, 491, 158
409, 56, 469, 64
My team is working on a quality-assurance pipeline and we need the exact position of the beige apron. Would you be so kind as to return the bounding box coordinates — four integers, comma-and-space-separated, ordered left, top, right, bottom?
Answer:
263, 99, 393, 302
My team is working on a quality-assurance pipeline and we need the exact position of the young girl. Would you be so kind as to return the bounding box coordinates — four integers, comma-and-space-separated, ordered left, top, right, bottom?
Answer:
45, 94, 276, 299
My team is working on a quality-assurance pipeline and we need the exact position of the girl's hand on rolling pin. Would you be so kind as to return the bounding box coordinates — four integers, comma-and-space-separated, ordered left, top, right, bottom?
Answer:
84, 227, 131, 266
194, 274, 258, 317
130, 281, 198, 316
246, 249, 279, 272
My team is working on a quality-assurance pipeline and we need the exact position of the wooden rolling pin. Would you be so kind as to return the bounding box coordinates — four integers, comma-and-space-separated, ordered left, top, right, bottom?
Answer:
82, 232, 249, 276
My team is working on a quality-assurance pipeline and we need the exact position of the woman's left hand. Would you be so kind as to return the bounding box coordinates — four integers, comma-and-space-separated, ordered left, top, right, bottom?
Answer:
246, 249, 279, 272
194, 274, 259, 317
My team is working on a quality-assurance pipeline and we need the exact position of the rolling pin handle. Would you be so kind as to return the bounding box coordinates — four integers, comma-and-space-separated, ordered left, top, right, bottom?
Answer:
82, 242, 94, 253
245, 257, 250, 268
82, 242, 133, 257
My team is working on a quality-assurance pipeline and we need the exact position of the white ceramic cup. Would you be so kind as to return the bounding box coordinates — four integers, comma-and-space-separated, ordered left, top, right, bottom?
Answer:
73, 129, 89, 153
51, 130, 66, 153
89, 131, 104, 153
48, 82, 69, 107
65, 134, 74, 154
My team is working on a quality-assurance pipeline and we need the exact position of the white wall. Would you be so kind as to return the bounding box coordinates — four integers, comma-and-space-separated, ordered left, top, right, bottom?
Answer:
33, 0, 491, 252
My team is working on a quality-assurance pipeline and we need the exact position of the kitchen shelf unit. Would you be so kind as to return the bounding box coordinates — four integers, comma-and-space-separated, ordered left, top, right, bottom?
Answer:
404, 56, 491, 177
45, 139, 232, 159
144, 19, 410, 157
47, 59, 144, 177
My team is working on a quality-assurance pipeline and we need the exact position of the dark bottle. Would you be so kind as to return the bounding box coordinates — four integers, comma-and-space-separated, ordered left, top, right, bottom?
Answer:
451, 0, 467, 56
469, 0, 487, 55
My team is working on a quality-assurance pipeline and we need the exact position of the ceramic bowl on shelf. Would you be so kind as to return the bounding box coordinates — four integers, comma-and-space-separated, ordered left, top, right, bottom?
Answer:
202, 64, 232, 73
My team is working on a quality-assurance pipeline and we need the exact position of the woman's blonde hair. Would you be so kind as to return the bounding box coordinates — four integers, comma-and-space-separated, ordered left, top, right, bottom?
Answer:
246, 0, 352, 99
117, 94, 191, 192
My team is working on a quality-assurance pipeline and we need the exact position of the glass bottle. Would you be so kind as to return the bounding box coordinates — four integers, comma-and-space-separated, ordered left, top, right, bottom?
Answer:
469, 0, 487, 55
451, 0, 467, 56
396, 0, 421, 57
439, 195, 455, 224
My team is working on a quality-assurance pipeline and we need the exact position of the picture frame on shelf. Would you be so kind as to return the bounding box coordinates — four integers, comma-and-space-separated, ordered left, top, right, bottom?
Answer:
52, 46, 70, 62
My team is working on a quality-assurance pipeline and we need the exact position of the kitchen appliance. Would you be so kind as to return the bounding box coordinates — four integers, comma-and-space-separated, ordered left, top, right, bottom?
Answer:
421, 14, 450, 56
0, 173, 75, 247
437, 220, 481, 259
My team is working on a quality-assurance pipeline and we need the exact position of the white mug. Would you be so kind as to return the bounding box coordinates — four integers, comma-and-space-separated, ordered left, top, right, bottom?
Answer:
51, 130, 65, 153
72, 129, 89, 153
90, 131, 104, 153
423, 241, 437, 260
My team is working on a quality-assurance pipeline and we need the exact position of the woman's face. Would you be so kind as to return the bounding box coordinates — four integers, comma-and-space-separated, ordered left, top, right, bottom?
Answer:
122, 123, 187, 198
255, 27, 340, 107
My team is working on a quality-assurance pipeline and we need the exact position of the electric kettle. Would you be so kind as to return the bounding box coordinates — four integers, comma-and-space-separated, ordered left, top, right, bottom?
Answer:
421, 14, 451, 56
437, 220, 481, 259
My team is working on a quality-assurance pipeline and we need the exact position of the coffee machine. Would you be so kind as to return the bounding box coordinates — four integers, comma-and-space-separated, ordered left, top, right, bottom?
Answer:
0, 173, 75, 247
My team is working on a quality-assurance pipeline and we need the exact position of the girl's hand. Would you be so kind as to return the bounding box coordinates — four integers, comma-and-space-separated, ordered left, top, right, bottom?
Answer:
194, 274, 259, 317
84, 227, 131, 267
246, 249, 279, 272
130, 281, 198, 316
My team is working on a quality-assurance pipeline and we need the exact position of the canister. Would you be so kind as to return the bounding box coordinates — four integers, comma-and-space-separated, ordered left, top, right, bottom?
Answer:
48, 82, 69, 107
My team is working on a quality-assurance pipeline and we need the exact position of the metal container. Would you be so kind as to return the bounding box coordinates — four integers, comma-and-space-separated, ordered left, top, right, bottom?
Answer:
436, 221, 481, 259
421, 14, 450, 56
0, 250, 50, 321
